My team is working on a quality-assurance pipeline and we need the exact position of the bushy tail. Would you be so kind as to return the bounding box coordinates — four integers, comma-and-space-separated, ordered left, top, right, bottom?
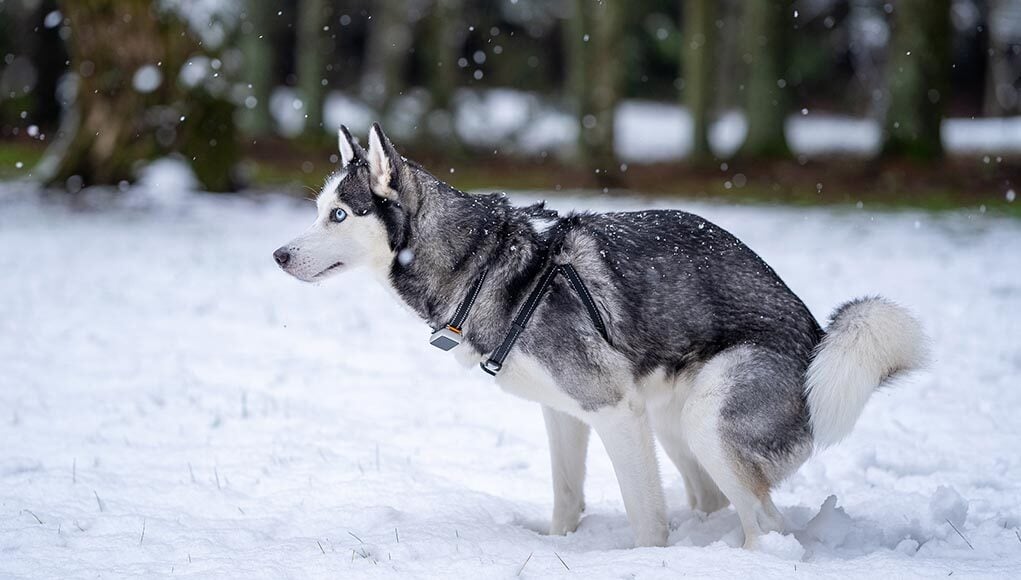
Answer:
806, 297, 926, 448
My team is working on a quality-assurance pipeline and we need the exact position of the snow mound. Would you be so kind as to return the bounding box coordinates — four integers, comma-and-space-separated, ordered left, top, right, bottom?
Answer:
758, 532, 806, 561
134, 157, 201, 207
930, 485, 969, 529
802, 495, 854, 548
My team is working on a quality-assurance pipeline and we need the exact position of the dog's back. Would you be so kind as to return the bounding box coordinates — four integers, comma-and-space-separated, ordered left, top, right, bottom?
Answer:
552, 209, 824, 378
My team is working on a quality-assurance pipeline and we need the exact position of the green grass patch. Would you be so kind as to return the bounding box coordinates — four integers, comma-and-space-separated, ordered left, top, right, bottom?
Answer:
0, 142, 45, 180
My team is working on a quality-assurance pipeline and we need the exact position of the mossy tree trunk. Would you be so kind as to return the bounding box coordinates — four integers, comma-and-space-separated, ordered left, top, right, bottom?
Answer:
240, 0, 277, 137
297, 0, 327, 136
738, 0, 791, 159
179, 89, 239, 192
566, 0, 623, 183
45, 0, 188, 188
881, 0, 951, 161
43, 0, 239, 191
682, 0, 715, 164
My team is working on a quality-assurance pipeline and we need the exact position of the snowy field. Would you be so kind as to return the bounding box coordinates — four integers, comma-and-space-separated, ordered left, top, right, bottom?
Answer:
1, 177, 1020, 579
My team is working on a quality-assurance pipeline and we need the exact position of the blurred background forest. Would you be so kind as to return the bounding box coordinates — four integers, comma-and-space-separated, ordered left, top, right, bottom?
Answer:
1, 0, 1020, 211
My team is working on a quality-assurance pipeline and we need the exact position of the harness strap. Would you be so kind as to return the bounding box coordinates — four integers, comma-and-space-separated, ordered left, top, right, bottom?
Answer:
428, 269, 488, 351
560, 263, 609, 341
447, 268, 488, 330
481, 263, 609, 376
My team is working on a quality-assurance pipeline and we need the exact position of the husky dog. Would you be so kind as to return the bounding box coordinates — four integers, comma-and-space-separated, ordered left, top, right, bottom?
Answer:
273, 125, 925, 549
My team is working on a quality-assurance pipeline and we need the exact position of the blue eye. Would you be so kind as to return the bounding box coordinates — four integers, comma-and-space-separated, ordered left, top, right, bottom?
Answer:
330, 208, 348, 223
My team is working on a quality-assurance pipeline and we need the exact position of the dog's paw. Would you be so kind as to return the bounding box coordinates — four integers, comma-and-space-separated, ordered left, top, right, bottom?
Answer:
549, 513, 581, 536
549, 497, 584, 535
549, 504, 584, 535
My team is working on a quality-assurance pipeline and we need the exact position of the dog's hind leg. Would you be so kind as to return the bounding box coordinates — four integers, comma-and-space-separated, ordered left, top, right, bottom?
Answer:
590, 399, 669, 547
542, 406, 590, 535
682, 346, 811, 549
683, 416, 783, 549
648, 386, 729, 514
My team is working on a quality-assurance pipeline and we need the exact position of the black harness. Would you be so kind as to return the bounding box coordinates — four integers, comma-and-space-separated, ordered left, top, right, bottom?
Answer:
430, 262, 610, 376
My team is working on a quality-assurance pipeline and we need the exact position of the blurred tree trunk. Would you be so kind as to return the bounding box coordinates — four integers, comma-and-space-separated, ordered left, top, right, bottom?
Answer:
43, 0, 186, 188
362, 0, 410, 115
739, 0, 791, 159
983, 0, 1021, 116
566, 0, 623, 183
29, 0, 66, 128
297, 0, 326, 135
881, 0, 951, 160
240, 1, 276, 137
180, 89, 239, 192
714, 0, 742, 113
847, 1, 887, 119
422, 0, 464, 147
41, 0, 239, 191
0, 0, 64, 129
682, 0, 714, 164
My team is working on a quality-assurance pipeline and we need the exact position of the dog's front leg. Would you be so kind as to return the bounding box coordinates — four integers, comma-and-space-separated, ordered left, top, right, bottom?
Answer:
542, 406, 590, 535
590, 402, 669, 547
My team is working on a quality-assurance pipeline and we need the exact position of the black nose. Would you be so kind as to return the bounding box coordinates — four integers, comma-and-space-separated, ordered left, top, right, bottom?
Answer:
273, 248, 290, 267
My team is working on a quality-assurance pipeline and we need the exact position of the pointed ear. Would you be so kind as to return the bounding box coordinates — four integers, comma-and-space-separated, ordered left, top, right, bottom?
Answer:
337, 125, 364, 168
367, 123, 404, 200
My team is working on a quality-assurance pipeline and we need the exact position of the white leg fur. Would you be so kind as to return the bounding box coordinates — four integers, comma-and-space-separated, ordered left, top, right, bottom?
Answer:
647, 387, 729, 513
590, 401, 669, 547
542, 406, 590, 536
657, 427, 729, 513
682, 349, 784, 549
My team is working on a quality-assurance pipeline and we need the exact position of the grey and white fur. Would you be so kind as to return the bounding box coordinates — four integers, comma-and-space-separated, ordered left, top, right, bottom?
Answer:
273, 124, 926, 549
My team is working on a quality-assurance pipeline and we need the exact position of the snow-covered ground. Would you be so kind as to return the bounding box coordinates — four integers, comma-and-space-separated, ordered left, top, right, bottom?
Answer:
1, 179, 1020, 579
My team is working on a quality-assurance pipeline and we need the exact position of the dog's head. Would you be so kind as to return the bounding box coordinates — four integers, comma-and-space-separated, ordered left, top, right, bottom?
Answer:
273, 125, 396, 282
275, 123, 503, 284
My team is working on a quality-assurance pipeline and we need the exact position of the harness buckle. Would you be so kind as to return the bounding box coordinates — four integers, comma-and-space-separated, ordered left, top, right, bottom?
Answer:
429, 325, 463, 351
480, 359, 503, 376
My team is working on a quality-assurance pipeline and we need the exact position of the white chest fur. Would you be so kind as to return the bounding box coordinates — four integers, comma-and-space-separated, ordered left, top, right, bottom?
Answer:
453, 346, 587, 416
